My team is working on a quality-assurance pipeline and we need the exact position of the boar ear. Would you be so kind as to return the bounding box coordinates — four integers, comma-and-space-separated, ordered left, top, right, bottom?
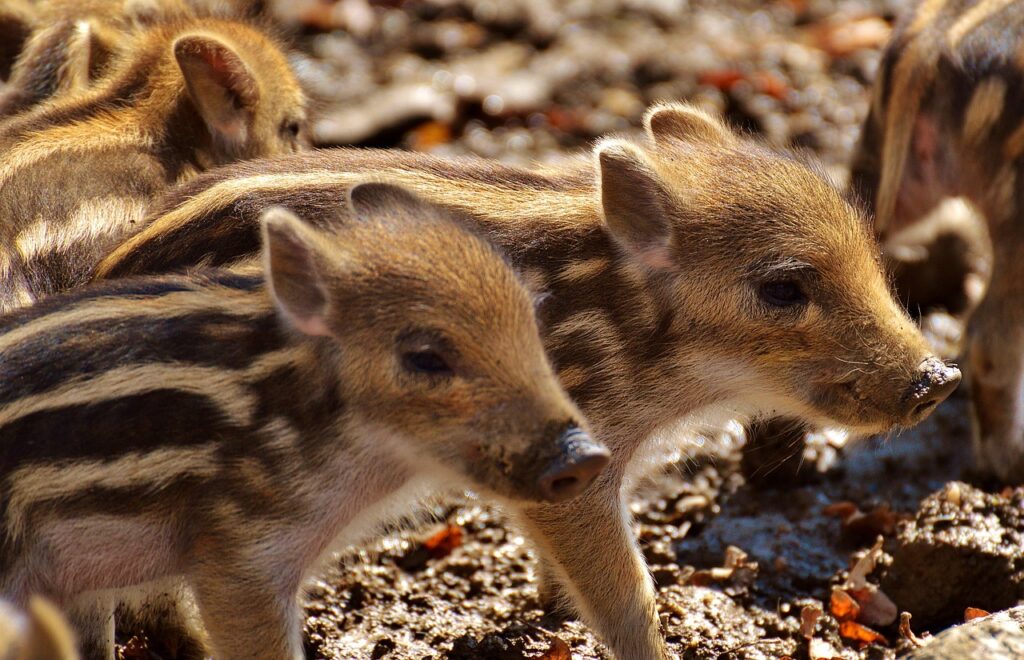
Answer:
0, 6, 32, 81
346, 181, 438, 223
261, 207, 334, 337
174, 35, 258, 149
59, 21, 102, 94
124, 0, 188, 25
597, 140, 674, 269
25, 596, 78, 660
644, 103, 737, 148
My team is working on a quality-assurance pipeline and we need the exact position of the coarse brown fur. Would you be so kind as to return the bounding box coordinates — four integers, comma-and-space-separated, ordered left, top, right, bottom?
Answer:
96, 103, 959, 658
0, 0, 269, 120
0, 183, 603, 659
0, 0, 196, 118
849, 0, 1024, 481
0, 13, 305, 314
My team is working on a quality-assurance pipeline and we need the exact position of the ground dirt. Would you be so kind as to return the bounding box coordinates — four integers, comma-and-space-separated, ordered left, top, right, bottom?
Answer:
119, 0, 1024, 657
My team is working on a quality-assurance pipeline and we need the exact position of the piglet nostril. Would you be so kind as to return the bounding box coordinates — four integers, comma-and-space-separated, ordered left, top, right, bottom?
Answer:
902, 357, 962, 423
547, 475, 580, 496
912, 399, 939, 419
537, 427, 610, 503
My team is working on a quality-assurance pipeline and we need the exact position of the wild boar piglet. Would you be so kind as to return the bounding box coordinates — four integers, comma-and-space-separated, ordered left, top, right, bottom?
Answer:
849, 0, 1024, 480
0, 0, 198, 118
0, 183, 607, 660
0, 12, 306, 313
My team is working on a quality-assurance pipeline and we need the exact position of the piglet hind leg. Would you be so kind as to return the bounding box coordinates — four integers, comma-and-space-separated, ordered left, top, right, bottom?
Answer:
516, 474, 669, 660
67, 593, 115, 660
187, 545, 304, 660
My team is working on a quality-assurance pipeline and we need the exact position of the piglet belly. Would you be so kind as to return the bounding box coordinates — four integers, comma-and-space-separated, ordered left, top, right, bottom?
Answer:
40, 516, 178, 594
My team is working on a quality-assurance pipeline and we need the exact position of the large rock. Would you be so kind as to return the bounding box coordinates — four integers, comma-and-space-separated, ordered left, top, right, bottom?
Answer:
882, 483, 1024, 629
908, 607, 1024, 660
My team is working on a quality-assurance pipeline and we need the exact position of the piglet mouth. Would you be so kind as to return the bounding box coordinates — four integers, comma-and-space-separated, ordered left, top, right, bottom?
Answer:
807, 377, 896, 434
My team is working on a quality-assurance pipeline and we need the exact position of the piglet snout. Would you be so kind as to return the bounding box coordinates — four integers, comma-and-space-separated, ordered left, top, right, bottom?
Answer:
901, 356, 961, 424
537, 427, 609, 502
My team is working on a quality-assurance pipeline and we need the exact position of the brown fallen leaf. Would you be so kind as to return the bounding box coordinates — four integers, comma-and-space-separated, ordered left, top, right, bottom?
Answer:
839, 620, 888, 647
698, 69, 746, 91
823, 501, 858, 519
830, 588, 860, 622
409, 121, 452, 151
751, 71, 789, 100
545, 107, 581, 133
965, 606, 990, 622
799, 603, 822, 639
842, 504, 900, 541
423, 524, 463, 559
849, 585, 897, 627
538, 636, 571, 660
899, 611, 927, 648
723, 545, 748, 569
846, 536, 884, 589
685, 566, 734, 586
807, 16, 892, 58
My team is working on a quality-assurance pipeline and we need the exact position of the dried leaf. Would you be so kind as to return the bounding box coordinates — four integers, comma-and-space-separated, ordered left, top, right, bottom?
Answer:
830, 588, 860, 622
751, 71, 789, 100
899, 612, 926, 648
842, 505, 900, 541
807, 17, 891, 58
410, 121, 452, 151
539, 636, 571, 660
723, 545, 749, 569
849, 585, 897, 627
799, 603, 822, 639
545, 107, 581, 133
823, 501, 858, 519
698, 69, 746, 91
838, 620, 888, 646
685, 567, 734, 586
846, 536, 884, 590
423, 524, 463, 559
965, 607, 990, 622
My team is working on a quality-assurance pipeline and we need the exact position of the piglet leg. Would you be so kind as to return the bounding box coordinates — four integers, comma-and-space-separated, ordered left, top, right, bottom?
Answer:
516, 473, 668, 660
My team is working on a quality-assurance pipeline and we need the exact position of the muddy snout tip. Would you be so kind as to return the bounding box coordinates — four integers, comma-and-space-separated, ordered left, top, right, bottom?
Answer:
902, 356, 962, 424
537, 427, 610, 503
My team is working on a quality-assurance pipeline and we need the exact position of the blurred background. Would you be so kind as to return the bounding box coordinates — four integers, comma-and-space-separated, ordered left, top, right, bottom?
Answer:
278, 0, 902, 174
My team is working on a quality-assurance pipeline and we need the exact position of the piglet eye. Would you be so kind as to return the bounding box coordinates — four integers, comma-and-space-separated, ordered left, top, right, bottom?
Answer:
759, 280, 807, 308
402, 350, 453, 376
282, 120, 301, 139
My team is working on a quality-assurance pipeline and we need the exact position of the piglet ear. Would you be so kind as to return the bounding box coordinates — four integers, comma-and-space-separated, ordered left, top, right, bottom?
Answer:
60, 21, 106, 93
174, 35, 258, 149
260, 207, 333, 337
596, 139, 674, 270
124, 0, 189, 25
643, 102, 737, 148
346, 181, 442, 223
0, 4, 33, 81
